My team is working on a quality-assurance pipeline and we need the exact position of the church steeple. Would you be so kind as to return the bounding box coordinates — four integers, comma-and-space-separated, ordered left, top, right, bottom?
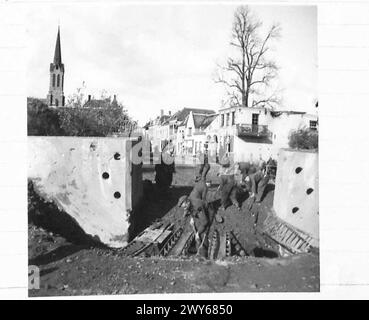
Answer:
53, 26, 62, 66
47, 26, 65, 107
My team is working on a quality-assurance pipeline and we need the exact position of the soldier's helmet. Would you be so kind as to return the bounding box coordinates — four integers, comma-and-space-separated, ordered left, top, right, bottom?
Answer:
177, 195, 189, 207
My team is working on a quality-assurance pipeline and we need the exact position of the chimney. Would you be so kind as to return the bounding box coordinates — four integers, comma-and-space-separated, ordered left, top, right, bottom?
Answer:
169, 111, 171, 116
113, 94, 117, 102
160, 109, 164, 117
88, 95, 91, 101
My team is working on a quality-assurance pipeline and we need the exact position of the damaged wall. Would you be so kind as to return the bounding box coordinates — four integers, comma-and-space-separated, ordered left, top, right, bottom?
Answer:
28, 136, 143, 248
273, 148, 319, 247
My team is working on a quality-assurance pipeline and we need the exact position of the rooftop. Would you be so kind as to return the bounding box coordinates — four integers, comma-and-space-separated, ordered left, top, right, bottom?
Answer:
170, 107, 215, 123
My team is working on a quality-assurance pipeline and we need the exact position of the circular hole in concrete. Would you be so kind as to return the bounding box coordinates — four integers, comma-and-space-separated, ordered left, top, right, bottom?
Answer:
114, 152, 121, 160
114, 192, 121, 199
102, 172, 110, 179
306, 188, 314, 195
295, 167, 303, 174
292, 207, 299, 214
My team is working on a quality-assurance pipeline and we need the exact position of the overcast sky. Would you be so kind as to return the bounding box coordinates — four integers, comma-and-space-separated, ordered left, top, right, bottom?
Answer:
27, 4, 317, 125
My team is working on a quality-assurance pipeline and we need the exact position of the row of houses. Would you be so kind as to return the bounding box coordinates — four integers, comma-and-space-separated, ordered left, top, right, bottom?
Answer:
143, 105, 318, 163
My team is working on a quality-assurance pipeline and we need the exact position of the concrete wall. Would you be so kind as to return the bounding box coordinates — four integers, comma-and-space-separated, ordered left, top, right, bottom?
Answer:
233, 136, 274, 163
28, 136, 143, 248
273, 149, 319, 246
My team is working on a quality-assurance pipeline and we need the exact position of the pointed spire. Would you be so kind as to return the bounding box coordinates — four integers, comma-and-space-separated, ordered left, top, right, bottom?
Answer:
53, 26, 62, 65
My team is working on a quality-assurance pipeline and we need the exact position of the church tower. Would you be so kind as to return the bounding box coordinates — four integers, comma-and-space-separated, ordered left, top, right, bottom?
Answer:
47, 27, 65, 107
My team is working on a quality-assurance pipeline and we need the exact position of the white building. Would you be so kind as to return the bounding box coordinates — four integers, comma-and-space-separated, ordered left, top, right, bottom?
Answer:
144, 108, 215, 155
143, 110, 171, 152
144, 105, 318, 164
205, 105, 318, 163
176, 110, 216, 157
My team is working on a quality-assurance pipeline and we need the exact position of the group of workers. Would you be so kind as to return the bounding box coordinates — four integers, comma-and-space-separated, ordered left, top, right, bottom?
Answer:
174, 144, 276, 258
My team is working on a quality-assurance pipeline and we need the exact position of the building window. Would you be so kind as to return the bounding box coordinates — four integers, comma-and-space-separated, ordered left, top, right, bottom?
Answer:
221, 114, 224, 127
55, 99, 59, 107
52, 74, 56, 87
232, 111, 235, 125
310, 120, 318, 131
57, 74, 60, 87
50, 94, 53, 105
226, 113, 230, 126
252, 113, 259, 133
188, 127, 192, 136
252, 113, 259, 125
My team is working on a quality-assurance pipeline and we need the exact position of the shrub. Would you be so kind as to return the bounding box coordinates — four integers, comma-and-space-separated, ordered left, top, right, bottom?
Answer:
27, 96, 137, 137
288, 127, 318, 150
57, 104, 136, 137
27, 98, 65, 136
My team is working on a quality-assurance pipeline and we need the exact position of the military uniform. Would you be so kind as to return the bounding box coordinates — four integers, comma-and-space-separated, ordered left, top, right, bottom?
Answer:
178, 196, 211, 257
237, 161, 258, 181
189, 179, 208, 202
246, 170, 270, 202
197, 150, 210, 182
218, 155, 240, 210
155, 154, 173, 190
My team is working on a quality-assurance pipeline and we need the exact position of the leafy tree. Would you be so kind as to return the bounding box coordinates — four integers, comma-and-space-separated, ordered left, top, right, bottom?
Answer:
27, 86, 137, 137
27, 97, 65, 136
59, 86, 137, 137
57, 102, 137, 137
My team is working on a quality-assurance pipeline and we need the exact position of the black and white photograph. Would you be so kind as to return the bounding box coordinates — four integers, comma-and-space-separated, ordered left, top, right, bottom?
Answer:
25, 3, 320, 297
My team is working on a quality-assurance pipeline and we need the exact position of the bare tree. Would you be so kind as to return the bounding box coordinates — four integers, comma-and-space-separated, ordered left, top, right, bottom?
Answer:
66, 81, 87, 108
216, 6, 281, 108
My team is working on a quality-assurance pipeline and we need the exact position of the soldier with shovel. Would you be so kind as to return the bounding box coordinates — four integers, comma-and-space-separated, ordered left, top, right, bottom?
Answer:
177, 195, 212, 257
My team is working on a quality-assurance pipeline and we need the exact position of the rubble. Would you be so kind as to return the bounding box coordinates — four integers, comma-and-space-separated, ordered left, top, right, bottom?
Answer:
120, 180, 280, 260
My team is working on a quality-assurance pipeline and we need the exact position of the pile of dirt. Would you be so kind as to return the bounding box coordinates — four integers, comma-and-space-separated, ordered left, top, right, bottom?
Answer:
29, 240, 319, 296
28, 165, 319, 296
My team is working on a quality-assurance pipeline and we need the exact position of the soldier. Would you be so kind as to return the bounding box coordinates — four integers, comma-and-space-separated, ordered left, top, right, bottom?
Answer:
190, 176, 208, 202
162, 139, 176, 173
218, 154, 240, 211
245, 166, 270, 203
237, 161, 258, 184
197, 143, 210, 182
257, 155, 267, 172
177, 195, 211, 257
155, 153, 173, 191
266, 156, 277, 180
